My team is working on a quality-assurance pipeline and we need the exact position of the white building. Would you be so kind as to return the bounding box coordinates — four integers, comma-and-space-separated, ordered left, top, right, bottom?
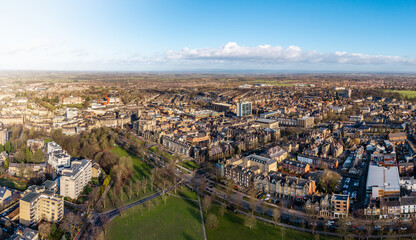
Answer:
366, 165, 400, 198
236, 101, 252, 117
60, 159, 92, 199
48, 150, 71, 170
47, 141, 62, 155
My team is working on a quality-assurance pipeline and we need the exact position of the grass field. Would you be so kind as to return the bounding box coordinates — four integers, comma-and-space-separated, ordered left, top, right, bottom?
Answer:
110, 146, 152, 179
385, 90, 416, 98
105, 187, 204, 240
206, 206, 338, 240
179, 160, 199, 171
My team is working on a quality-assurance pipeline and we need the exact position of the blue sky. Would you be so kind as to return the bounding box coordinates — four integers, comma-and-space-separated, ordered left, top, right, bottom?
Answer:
0, 0, 415, 72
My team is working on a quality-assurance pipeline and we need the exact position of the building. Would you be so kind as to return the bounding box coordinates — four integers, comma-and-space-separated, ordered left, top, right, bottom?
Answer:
254, 173, 316, 201
282, 160, 310, 175
244, 154, 277, 173
212, 102, 233, 113
342, 89, 352, 98
27, 139, 44, 152
297, 116, 315, 128
0, 186, 12, 205
60, 159, 92, 199
0, 128, 9, 145
331, 194, 350, 218
388, 132, 407, 144
366, 165, 400, 198
104, 93, 121, 105
19, 182, 63, 226
48, 149, 71, 170
47, 141, 62, 155
92, 162, 102, 178
66, 108, 78, 119
255, 118, 279, 129
236, 101, 252, 117
11, 226, 39, 240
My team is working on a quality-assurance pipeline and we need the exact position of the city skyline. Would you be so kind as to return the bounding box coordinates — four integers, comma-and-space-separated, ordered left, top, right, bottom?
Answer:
0, 0, 415, 72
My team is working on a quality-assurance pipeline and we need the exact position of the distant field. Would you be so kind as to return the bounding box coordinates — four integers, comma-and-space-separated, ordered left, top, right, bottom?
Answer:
248, 80, 294, 86
105, 187, 204, 240
385, 90, 416, 98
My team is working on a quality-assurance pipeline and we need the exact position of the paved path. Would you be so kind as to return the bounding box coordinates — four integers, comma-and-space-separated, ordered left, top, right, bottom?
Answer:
197, 194, 207, 240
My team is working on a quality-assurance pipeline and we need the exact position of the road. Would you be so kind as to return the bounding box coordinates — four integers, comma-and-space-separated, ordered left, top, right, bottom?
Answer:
79, 184, 179, 240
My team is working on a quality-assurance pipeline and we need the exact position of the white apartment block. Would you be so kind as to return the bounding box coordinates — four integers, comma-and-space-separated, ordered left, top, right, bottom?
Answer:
60, 159, 92, 199
47, 141, 62, 154
48, 149, 71, 170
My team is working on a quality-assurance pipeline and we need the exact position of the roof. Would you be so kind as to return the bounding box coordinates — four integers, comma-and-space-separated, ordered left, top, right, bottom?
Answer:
256, 118, 277, 124
366, 165, 400, 192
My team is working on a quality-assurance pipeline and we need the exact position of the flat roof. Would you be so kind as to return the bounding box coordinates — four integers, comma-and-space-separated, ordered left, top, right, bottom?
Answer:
366, 165, 400, 191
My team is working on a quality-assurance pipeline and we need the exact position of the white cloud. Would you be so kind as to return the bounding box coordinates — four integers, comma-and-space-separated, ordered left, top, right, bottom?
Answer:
163, 42, 416, 66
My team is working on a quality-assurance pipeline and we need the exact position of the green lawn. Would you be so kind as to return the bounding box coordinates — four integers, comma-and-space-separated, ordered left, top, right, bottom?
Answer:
110, 146, 152, 179
179, 160, 199, 171
44, 139, 53, 144
105, 187, 204, 240
385, 90, 416, 98
206, 206, 338, 240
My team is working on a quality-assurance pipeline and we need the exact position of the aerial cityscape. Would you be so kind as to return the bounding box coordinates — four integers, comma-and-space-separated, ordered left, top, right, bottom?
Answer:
1, 1, 416, 240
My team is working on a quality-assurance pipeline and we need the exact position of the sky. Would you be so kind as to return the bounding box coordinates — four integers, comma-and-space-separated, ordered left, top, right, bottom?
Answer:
0, 0, 416, 72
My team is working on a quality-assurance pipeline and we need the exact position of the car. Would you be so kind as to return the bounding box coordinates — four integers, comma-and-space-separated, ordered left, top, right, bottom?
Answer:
346, 222, 351, 225
343, 184, 349, 189
354, 180, 359, 187
401, 227, 407, 231
345, 178, 351, 184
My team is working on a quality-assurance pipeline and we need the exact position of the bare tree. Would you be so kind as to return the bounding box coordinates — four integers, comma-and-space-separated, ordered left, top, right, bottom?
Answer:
202, 195, 212, 214
244, 213, 256, 229
38, 222, 51, 240
219, 202, 226, 218
60, 211, 82, 238
273, 208, 281, 227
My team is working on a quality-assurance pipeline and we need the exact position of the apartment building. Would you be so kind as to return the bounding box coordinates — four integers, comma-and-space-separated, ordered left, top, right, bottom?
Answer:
19, 181, 63, 226
60, 159, 92, 199
48, 149, 71, 170
331, 194, 350, 218
236, 101, 252, 117
0, 128, 9, 145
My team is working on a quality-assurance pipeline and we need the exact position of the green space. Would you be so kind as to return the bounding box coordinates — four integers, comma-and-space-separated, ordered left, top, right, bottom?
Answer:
110, 146, 152, 179
385, 90, 416, 98
0, 177, 27, 191
44, 139, 53, 144
206, 206, 337, 240
105, 187, 204, 240
179, 160, 199, 171
249, 80, 294, 86
99, 147, 154, 211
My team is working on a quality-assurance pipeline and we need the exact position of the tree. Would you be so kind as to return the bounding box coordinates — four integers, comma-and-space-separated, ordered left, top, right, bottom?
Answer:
39, 222, 51, 240
273, 208, 281, 227
4, 142, 11, 153
25, 147, 32, 162
219, 202, 226, 218
244, 213, 256, 229
202, 195, 212, 214
3, 158, 8, 169
33, 149, 44, 163
0, 144, 4, 152
317, 170, 341, 193
60, 212, 82, 238
206, 213, 219, 229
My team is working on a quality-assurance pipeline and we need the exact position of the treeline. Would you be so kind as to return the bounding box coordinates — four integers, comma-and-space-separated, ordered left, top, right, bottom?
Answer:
51, 127, 118, 173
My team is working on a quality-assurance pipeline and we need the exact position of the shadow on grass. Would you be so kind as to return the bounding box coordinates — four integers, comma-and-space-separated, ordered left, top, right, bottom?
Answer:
177, 189, 201, 222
